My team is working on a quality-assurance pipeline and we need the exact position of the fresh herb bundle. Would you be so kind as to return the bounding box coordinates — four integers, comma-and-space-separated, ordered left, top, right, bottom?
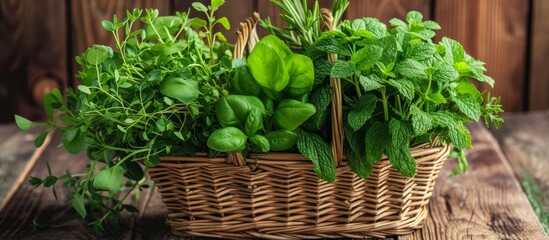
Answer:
263, 2, 503, 181
207, 35, 316, 154
15, 1, 234, 232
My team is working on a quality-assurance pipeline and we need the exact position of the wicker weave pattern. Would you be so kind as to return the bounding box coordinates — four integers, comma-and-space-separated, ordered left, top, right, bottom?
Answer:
149, 10, 452, 239
150, 143, 450, 239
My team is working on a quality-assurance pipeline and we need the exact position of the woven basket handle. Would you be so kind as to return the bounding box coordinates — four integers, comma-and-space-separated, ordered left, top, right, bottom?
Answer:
227, 12, 261, 167
321, 9, 344, 166
233, 12, 260, 60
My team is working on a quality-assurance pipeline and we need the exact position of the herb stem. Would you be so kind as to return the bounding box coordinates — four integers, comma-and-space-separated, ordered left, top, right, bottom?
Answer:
381, 88, 389, 121
353, 75, 362, 97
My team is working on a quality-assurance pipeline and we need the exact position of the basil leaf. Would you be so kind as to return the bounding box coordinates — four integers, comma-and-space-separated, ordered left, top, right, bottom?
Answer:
273, 99, 316, 130
250, 134, 270, 153
264, 130, 298, 151
285, 54, 314, 97
231, 66, 261, 96
215, 95, 265, 130
207, 127, 248, 153
247, 37, 289, 93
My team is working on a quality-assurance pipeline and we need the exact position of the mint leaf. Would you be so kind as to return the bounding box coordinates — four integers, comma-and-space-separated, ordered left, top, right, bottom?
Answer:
395, 59, 427, 79
405, 42, 436, 61
389, 18, 407, 28
374, 36, 398, 65
428, 92, 447, 104
448, 122, 472, 151
440, 37, 465, 64
359, 74, 384, 91
331, 60, 356, 78
454, 94, 481, 120
347, 150, 373, 178
93, 166, 126, 194
386, 143, 416, 177
467, 59, 495, 87
313, 59, 334, 86
296, 129, 336, 182
456, 80, 481, 98
389, 118, 413, 147
351, 18, 387, 38
430, 111, 459, 128
433, 64, 459, 82
406, 11, 423, 23
410, 105, 432, 135
388, 79, 414, 101
344, 120, 365, 156
365, 121, 390, 165
15, 115, 34, 131
423, 20, 441, 30
348, 94, 377, 131
303, 84, 333, 131
410, 30, 436, 41
351, 45, 383, 71
309, 36, 352, 56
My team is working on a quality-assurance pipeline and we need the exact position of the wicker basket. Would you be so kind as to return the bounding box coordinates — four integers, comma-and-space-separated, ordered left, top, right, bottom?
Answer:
149, 11, 452, 240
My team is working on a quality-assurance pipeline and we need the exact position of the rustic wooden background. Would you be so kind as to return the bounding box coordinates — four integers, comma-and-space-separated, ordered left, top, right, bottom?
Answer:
1, 0, 547, 122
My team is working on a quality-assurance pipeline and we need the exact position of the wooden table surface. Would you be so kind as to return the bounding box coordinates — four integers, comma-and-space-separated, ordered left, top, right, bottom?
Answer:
0, 112, 548, 240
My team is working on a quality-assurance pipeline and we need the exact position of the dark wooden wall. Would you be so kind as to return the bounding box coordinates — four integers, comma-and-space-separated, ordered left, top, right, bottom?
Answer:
1, 0, 547, 122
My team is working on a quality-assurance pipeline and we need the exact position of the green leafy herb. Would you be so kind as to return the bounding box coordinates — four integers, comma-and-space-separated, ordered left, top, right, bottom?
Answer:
296, 129, 336, 182
24, 3, 236, 232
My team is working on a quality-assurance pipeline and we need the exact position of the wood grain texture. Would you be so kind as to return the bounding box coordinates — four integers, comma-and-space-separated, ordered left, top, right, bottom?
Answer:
174, 0, 255, 43
490, 111, 549, 219
346, 0, 431, 24
435, 0, 529, 111
0, 0, 67, 122
400, 123, 547, 240
0, 132, 139, 240
528, 0, 549, 111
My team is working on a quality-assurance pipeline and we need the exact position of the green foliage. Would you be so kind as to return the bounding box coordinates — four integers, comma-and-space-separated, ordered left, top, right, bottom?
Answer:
207, 127, 248, 152
273, 99, 316, 130
209, 35, 316, 155
296, 129, 336, 182
299, 10, 503, 179
25, 2, 236, 233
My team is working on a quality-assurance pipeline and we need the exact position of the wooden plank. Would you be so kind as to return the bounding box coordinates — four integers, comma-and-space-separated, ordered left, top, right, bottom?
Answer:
528, 0, 549, 110
0, 132, 140, 239
490, 111, 549, 232
435, 0, 529, 112
400, 123, 547, 239
345, 0, 431, 24
0, 125, 50, 210
70, 0, 171, 82
0, 125, 33, 204
174, 0, 255, 43
0, 0, 67, 122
